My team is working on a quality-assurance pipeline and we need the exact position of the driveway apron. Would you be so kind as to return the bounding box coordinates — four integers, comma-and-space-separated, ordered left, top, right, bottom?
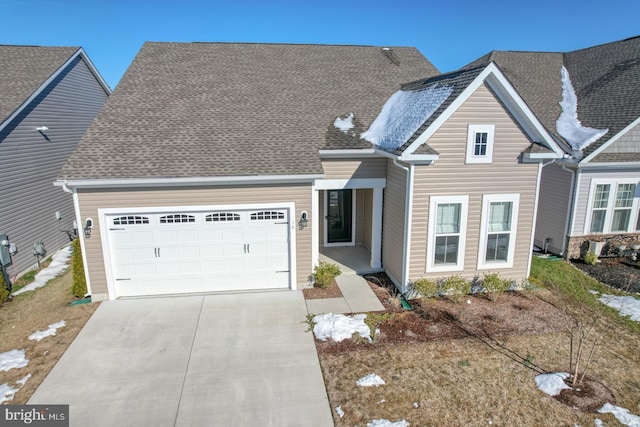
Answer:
29, 291, 334, 427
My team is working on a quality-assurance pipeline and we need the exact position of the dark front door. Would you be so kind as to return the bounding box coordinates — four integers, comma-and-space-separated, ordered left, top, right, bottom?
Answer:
327, 189, 352, 243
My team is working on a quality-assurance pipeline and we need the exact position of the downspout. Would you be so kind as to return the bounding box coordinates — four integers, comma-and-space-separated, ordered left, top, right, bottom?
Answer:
393, 158, 413, 294
527, 160, 554, 278
561, 163, 578, 257
61, 181, 93, 297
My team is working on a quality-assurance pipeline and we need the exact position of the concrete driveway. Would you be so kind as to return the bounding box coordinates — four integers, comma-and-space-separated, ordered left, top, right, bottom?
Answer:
29, 291, 334, 427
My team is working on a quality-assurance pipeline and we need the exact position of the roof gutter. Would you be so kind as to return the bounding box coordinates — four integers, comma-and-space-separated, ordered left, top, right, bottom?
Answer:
393, 158, 414, 294
55, 174, 324, 189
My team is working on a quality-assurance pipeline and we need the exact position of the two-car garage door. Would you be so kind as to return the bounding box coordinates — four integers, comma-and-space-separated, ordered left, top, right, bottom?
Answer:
105, 207, 291, 298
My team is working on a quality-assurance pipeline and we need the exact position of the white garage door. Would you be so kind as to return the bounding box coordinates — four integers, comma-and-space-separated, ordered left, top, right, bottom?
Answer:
106, 208, 291, 297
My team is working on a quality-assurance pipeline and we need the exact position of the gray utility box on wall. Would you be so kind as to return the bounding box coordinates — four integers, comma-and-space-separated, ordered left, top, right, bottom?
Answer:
0, 233, 12, 266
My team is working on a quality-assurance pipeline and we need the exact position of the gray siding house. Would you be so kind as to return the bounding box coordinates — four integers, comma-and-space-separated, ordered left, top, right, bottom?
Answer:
466, 36, 640, 258
0, 45, 111, 277
56, 42, 560, 301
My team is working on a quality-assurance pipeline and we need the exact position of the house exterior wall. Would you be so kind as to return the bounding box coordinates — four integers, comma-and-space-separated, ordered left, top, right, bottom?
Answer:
76, 183, 313, 299
599, 122, 640, 154
408, 83, 538, 283
0, 56, 109, 275
382, 159, 407, 285
321, 158, 386, 180
534, 162, 573, 255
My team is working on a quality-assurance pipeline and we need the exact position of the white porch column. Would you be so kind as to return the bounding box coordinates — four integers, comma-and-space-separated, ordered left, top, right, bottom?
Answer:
311, 184, 319, 269
370, 186, 383, 269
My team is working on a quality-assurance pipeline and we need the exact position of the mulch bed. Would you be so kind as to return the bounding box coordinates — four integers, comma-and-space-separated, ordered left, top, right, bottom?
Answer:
314, 273, 573, 355
572, 257, 640, 293
302, 280, 343, 299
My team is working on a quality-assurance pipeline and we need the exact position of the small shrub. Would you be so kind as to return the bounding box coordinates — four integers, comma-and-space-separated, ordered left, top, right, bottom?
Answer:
482, 272, 511, 301
583, 251, 598, 265
412, 277, 438, 299
312, 261, 341, 289
442, 275, 471, 303
0, 274, 9, 304
71, 239, 87, 298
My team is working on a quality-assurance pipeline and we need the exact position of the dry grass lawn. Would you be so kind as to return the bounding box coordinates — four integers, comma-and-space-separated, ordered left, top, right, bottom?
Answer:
0, 267, 98, 404
315, 260, 640, 426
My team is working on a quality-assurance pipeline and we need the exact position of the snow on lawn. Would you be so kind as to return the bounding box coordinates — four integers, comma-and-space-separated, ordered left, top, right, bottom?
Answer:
556, 66, 608, 152
0, 374, 31, 404
598, 294, 640, 322
357, 373, 386, 387
28, 320, 66, 342
361, 84, 453, 150
334, 112, 355, 133
599, 403, 640, 426
535, 372, 572, 396
312, 313, 371, 342
0, 349, 28, 372
12, 246, 72, 296
367, 419, 409, 427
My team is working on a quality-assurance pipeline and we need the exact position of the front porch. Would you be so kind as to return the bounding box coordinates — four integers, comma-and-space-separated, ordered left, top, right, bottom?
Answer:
319, 245, 384, 275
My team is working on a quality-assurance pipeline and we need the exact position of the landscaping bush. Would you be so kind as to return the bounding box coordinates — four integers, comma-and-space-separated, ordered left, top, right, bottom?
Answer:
481, 272, 511, 301
312, 261, 341, 289
0, 274, 9, 304
583, 250, 598, 265
412, 277, 438, 299
441, 275, 471, 303
71, 238, 87, 298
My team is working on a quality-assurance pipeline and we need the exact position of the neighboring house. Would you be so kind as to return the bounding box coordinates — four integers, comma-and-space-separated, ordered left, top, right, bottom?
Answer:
56, 42, 561, 301
0, 45, 111, 278
465, 36, 640, 258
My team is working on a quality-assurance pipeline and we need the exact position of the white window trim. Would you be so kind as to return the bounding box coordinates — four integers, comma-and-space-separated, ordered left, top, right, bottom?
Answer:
477, 193, 520, 270
466, 124, 495, 164
584, 179, 640, 234
427, 195, 469, 273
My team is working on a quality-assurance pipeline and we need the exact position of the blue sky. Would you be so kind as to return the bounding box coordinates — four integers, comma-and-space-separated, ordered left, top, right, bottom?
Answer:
3, 0, 639, 90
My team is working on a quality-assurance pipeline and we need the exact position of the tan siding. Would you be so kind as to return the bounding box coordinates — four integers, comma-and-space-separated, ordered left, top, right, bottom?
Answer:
409, 84, 538, 283
78, 184, 312, 297
363, 189, 373, 250
600, 122, 640, 153
535, 163, 573, 254
321, 158, 386, 179
382, 159, 407, 283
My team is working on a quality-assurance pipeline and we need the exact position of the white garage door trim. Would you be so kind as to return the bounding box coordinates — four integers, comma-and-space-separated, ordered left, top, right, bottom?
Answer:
98, 202, 297, 299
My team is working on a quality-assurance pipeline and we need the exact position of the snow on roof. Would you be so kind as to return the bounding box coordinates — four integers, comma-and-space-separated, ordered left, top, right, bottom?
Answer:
334, 112, 355, 133
361, 84, 453, 150
556, 66, 608, 152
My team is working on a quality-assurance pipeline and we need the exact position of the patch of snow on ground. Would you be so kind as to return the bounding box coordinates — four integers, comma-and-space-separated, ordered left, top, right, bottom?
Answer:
599, 403, 640, 426
12, 246, 72, 296
356, 373, 386, 387
0, 349, 28, 372
361, 84, 453, 150
312, 313, 371, 342
594, 419, 604, 427
367, 419, 410, 427
335, 406, 344, 418
556, 66, 608, 152
0, 374, 31, 404
598, 294, 640, 322
334, 113, 354, 133
28, 320, 66, 342
535, 372, 571, 396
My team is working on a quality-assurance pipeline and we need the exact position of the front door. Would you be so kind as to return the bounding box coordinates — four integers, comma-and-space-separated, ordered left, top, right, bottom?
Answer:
327, 189, 353, 244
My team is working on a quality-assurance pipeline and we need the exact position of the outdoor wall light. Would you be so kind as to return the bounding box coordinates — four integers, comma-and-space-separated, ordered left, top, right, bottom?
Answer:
298, 211, 308, 230
84, 218, 93, 238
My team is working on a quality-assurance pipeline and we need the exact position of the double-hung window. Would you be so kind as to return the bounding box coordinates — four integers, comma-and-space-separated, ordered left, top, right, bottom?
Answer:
466, 124, 495, 164
587, 181, 639, 233
478, 194, 519, 269
427, 195, 468, 272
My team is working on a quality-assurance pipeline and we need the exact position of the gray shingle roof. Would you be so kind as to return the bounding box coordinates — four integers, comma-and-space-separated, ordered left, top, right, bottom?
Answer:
464, 36, 640, 160
0, 45, 79, 123
60, 42, 438, 180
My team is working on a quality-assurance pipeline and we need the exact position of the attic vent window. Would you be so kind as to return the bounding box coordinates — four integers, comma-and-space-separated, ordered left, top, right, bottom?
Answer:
206, 213, 240, 222
160, 214, 195, 224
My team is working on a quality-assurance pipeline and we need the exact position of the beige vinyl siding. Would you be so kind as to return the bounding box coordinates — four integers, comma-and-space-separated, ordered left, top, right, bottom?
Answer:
321, 158, 387, 179
572, 167, 640, 235
382, 159, 407, 284
409, 83, 538, 283
599, 122, 640, 154
77, 183, 312, 297
534, 163, 573, 254
363, 189, 373, 250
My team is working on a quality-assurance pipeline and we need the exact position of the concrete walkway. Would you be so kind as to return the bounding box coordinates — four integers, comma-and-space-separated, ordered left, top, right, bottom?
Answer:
29, 292, 333, 427
305, 272, 385, 314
